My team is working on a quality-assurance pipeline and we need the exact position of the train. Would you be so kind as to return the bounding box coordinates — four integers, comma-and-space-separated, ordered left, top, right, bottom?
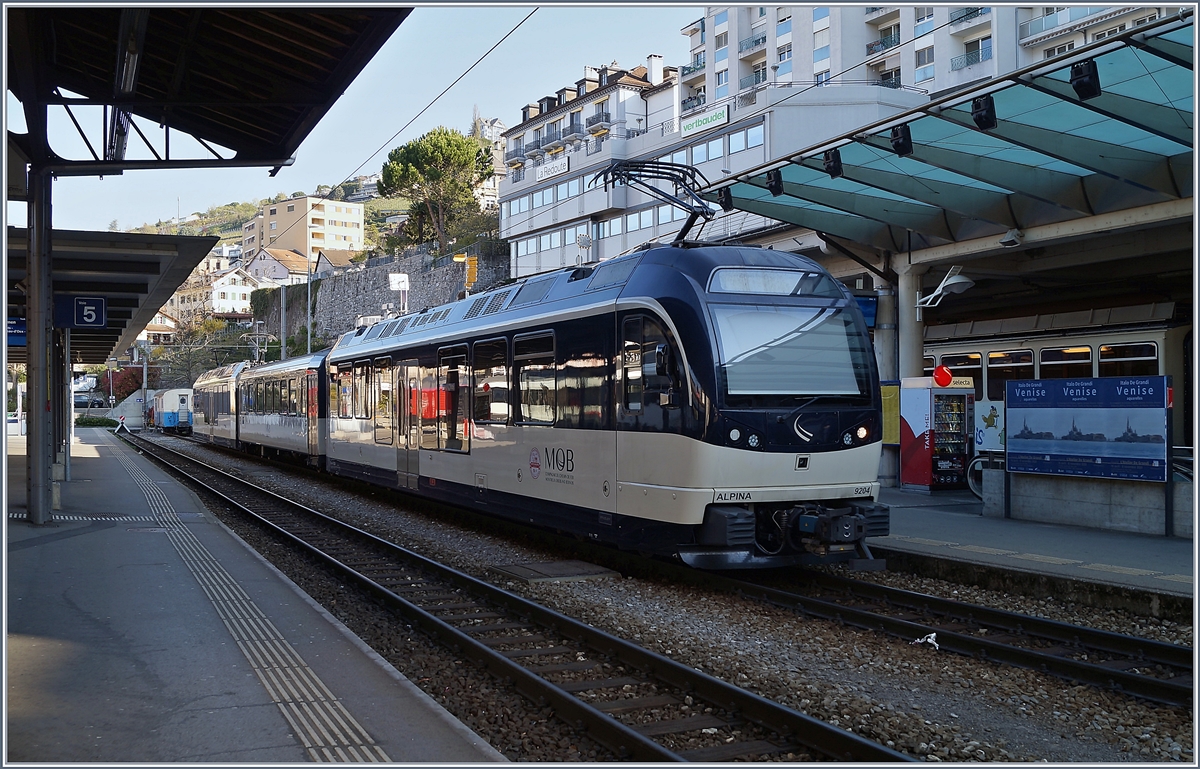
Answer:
193, 242, 890, 569
151, 388, 194, 435
922, 301, 1192, 455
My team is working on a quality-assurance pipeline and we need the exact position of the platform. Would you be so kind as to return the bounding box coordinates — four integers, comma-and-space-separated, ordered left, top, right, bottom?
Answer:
875, 486, 1194, 598
5, 428, 505, 763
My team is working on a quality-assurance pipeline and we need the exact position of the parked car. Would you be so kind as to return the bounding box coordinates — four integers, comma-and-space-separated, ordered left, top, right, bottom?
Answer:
74, 394, 107, 409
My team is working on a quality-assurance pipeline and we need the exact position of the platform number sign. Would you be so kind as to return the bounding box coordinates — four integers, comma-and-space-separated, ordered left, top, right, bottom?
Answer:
53, 296, 107, 329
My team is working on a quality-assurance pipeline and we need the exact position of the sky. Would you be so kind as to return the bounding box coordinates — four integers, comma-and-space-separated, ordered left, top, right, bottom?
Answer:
7, 5, 705, 233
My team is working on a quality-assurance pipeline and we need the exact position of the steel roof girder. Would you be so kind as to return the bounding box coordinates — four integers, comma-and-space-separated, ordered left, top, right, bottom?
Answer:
745, 177, 956, 241
936, 109, 1182, 201
794, 154, 1018, 231
1025, 77, 1194, 147
1131, 35, 1194, 70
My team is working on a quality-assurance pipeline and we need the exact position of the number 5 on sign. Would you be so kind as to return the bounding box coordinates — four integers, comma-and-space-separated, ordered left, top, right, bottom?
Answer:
74, 297, 106, 328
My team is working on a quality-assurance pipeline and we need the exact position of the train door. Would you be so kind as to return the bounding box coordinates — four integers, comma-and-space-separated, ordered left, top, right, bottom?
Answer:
399, 359, 420, 489
306, 369, 319, 458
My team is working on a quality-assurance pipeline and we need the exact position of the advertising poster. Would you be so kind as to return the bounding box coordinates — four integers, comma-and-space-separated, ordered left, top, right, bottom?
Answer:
1006, 376, 1169, 482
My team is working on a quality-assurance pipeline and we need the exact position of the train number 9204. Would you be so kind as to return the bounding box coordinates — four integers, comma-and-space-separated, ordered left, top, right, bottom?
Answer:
853, 485, 874, 496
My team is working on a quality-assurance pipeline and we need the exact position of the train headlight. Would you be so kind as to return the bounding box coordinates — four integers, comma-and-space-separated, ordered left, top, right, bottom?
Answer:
747, 434, 761, 448
856, 426, 869, 440
729, 428, 741, 442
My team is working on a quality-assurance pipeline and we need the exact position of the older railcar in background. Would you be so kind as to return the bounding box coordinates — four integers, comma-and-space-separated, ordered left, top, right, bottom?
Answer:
152, 388, 193, 435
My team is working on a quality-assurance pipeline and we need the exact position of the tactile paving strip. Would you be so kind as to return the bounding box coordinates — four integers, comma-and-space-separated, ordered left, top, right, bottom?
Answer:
103, 432, 390, 762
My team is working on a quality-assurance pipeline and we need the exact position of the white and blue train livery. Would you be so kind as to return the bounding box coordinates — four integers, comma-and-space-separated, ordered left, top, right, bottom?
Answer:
152, 388, 193, 435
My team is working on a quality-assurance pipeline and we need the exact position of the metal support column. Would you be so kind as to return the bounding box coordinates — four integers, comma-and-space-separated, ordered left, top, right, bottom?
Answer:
26, 168, 52, 524
64, 328, 72, 481
874, 275, 899, 487
896, 265, 927, 379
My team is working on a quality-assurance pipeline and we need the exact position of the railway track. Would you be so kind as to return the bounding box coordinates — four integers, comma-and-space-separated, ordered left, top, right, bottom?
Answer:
123, 432, 915, 763
717, 571, 1194, 708
158, 433, 1195, 708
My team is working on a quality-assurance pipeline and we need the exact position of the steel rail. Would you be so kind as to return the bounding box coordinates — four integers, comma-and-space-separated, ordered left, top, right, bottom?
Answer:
717, 573, 1193, 708
126, 434, 916, 763
801, 571, 1194, 670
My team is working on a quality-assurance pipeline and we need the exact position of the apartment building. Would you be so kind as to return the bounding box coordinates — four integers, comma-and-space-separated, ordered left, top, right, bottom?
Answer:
680, 6, 1176, 106
498, 42, 925, 277
164, 267, 264, 324
240, 195, 364, 260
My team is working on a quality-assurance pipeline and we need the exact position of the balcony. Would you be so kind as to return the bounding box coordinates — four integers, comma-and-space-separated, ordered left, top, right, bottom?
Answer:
541, 127, 564, 152
950, 46, 992, 70
738, 31, 767, 54
681, 59, 706, 78
504, 148, 526, 166
523, 138, 545, 158
680, 94, 706, 112
739, 70, 769, 90
866, 32, 901, 55
586, 111, 612, 133
586, 136, 607, 155
880, 73, 902, 89
562, 121, 585, 141
949, 6, 989, 24
1019, 7, 1109, 40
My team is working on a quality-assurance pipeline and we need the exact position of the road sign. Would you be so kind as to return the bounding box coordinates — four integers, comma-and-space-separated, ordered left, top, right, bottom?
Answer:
53, 296, 107, 329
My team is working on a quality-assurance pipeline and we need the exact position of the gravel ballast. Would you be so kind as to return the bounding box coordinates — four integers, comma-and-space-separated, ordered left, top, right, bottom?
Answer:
150, 435, 1194, 762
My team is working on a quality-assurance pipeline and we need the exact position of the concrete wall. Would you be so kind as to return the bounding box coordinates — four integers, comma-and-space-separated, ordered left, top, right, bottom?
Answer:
983, 469, 1193, 539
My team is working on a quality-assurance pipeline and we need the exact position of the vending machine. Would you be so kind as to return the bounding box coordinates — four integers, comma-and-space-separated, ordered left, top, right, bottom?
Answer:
900, 374, 975, 490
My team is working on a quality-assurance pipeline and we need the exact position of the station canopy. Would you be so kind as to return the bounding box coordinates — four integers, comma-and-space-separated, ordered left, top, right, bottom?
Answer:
7, 8, 411, 363
705, 14, 1193, 257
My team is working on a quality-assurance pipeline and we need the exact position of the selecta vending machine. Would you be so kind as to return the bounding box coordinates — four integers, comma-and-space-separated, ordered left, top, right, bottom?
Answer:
900, 368, 975, 491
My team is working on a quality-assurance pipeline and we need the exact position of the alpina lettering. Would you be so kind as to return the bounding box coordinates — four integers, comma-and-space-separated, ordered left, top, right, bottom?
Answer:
716, 491, 752, 502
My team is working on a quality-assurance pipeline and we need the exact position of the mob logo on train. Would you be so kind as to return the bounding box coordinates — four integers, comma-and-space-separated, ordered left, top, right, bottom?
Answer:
529, 448, 541, 480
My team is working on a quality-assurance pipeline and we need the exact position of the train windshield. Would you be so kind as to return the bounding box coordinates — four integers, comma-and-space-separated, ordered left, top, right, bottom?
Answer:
710, 303, 871, 398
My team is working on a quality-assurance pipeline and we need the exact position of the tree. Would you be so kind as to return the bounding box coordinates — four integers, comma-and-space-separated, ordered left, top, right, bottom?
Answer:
291, 191, 305, 199
153, 317, 232, 387
108, 219, 120, 231
378, 127, 491, 254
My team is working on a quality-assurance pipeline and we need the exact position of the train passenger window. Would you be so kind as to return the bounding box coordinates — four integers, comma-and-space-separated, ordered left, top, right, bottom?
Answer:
940, 353, 982, 400
419, 366, 439, 450
355, 362, 372, 419
708, 268, 842, 298
1039, 346, 1092, 380
923, 356, 935, 377
986, 350, 1033, 401
337, 366, 353, 418
623, 317, 644, 412
438, 346, 469, 451
514, 333, 556, 424
288, 379, 297, 416
558, 321, 611, 430
256, 381, 265, 414
1099, 342, 1158, 377
374, 358, 393, 445
472, 339, 510, 423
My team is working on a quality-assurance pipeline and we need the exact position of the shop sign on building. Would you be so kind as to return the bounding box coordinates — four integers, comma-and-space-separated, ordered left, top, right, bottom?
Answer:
535, 154, 570, 182
681, 105, 729, 139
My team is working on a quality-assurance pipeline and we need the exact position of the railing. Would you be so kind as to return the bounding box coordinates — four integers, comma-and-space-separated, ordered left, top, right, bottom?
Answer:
542, 127, 562, 145
586, 137, 606, 155
949, 6, 989, 24
585, 111, 611, 128
681, 59, 706, 77
523, 138, 543, 153
950, 46, 993, 70
680, 95, 706, 112
864, 7, 886, 14
739, 70, 769, 90
880, 74, 903, 89
866, 32, 901, 55
509, 167, 525, 183
562, 121, 584, 138
504, 148, 525, 163
1019, 7, 1110, 39
738, 31, 768, 53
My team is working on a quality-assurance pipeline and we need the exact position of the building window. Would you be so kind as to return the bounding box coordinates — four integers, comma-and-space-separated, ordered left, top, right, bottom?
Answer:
714, 10, 728, 26
715, 68, 729, 98
1133, 13, 1158, 26
1044, 41, 1074, 59
287, 204, 295, 212
715, 31, 728, 48
915, 46, 935, 82
270, 221, 277, 230
914, 6, 935, 37
269, 207, 277, 215
1093, 24, 1125, 41
813, 28, 830, 61
813, 7, 828, 22
816, 70, 830, 85
759, 7, 767, 18
778, 43, 792, 62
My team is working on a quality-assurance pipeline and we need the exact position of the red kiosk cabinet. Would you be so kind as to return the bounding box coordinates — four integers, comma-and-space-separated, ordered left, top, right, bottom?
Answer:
900, 372, 975, 490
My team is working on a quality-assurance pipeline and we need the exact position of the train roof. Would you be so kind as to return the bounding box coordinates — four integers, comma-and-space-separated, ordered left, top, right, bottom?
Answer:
193, 360, 251, 387
239, 350, 330, 379
327, 243, 842, 365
